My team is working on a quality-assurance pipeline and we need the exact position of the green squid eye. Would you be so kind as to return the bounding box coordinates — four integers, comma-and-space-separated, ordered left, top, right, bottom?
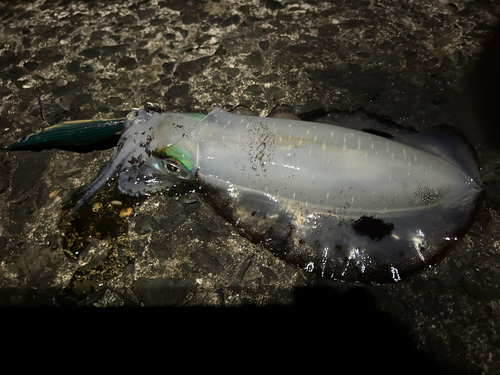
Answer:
160, 157, 193, 179
151, 145, 195, 180
166, 163, 180, 174
154, 146, 193, 171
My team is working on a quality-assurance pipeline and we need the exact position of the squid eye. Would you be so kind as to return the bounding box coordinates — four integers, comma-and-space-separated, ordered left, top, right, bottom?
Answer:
166, 163, 180, 174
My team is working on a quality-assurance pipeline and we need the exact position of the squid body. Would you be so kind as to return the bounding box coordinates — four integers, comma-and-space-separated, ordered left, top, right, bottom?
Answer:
72, 106, 481, 282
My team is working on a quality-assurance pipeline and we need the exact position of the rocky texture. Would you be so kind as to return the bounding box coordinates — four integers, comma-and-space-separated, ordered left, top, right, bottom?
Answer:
1, 0, 500, 372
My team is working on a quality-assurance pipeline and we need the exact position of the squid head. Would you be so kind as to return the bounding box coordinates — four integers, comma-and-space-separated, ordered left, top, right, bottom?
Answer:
69, 109, 202, 215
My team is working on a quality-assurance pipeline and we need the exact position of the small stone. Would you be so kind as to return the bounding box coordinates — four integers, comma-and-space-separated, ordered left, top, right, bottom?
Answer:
92, 202, 103, 212
49, 188, 63, 199
119, 207, 133, 218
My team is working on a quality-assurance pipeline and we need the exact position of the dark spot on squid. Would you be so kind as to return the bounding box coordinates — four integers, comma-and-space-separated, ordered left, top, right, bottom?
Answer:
351, 215, 394, 241
139, 134, 154, 157
128, 155, 144, 171
117, 138, 126, 152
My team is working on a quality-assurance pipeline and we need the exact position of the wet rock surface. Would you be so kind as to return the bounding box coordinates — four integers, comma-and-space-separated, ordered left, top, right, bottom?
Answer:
1, 0, 500, 372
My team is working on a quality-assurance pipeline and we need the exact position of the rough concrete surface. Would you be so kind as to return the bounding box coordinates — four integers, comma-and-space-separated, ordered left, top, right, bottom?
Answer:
1, 0, 500, 372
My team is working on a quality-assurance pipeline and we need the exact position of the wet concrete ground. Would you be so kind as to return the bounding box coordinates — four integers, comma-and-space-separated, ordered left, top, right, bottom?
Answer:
1, 0, 500, 372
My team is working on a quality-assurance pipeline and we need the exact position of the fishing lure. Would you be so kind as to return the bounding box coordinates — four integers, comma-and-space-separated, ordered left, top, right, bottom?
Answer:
8, 96, 125, 150
7, 118, 125, 150
66, 105, 481, 282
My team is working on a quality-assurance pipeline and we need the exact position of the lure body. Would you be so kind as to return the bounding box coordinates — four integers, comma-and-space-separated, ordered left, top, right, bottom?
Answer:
72, 107, 481, 282
8, 119, 125, 149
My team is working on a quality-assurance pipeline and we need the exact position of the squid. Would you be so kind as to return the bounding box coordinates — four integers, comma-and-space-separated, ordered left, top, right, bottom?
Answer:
62, 105, 481, 282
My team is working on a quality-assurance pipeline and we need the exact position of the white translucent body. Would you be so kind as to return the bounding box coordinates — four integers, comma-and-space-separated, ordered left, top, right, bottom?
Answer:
195, 109, 475, 214
75, 107, 481, 282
